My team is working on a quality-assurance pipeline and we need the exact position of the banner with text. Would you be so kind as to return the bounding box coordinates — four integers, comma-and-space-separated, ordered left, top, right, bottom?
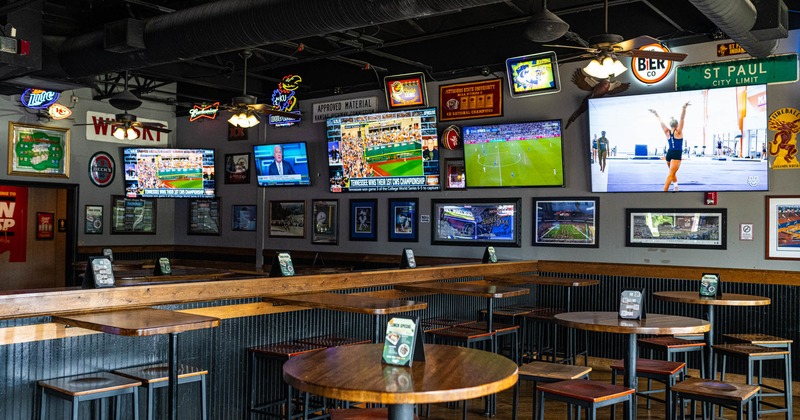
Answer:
439, 79, 502, 121
311, 96, 379, 123
83, 111, 170, 146
0, 186, 28, 263
676, 53, 798, 91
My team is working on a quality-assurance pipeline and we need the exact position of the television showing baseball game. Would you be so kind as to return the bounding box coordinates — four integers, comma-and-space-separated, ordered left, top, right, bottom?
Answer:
462, 119, 564, 188
588, 84, 769, 192
122, 148, 215, 198
326, 107, 440, 193
253, 142, 311, 187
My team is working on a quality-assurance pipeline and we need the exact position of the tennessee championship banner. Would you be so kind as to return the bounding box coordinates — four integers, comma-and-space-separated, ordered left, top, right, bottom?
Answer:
0, 186, 28, 262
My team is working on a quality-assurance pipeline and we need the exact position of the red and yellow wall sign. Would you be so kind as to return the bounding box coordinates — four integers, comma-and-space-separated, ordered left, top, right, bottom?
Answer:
768, 107, 800, 169
439, 79, 502, 121
0, 186, 28, 262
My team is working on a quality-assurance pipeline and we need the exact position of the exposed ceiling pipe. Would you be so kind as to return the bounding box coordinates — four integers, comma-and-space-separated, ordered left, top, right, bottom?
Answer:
57, 0, 506, 79
687, 0, 778, 57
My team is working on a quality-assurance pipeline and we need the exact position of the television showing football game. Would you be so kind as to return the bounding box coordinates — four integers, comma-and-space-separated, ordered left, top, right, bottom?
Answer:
588, 84, 769, 192
326, 107, 440, 192
463, 119, 564, 188
123, 148, 215, 198
253, 142, 311, 187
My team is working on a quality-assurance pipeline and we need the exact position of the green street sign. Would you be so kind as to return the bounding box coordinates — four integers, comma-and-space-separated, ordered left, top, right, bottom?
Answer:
676, 53, 798, 90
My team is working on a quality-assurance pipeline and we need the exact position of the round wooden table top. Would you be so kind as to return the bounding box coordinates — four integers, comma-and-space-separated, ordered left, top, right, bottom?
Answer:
554, 311, 710, 335
653, 291, 771, 306
282, 343, 518, 405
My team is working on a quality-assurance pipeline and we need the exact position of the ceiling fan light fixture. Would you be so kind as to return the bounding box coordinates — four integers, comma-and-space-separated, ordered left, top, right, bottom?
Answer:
228, 111, 260, 128
112, 126, 126, 140
112, 125, 139, 140
583, 55, 627, 79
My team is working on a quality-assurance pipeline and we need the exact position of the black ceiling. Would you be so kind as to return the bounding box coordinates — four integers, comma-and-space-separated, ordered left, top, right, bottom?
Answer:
4, 0, 800, 114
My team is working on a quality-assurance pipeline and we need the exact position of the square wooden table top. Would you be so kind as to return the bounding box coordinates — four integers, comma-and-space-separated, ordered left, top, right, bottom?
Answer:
52, 308, 221, 337
264, 292, 428, 315
395, 281, 529, 299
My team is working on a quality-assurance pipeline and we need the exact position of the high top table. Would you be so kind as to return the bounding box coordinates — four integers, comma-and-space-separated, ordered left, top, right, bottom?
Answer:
52, 308, 221, 420
282, 343, 518, 420
653, 291, 771, 379
554, 311, 710, 420
264, 292, 428, 342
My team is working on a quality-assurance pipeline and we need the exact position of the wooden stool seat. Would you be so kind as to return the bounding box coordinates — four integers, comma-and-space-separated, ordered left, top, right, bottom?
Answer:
722, 333, 793, 346
712, 343, 790, 358
294, 335, 371, 348
610, 358, 685, 419
523, 308, 565, 321
535, 379, 634, 420
638, 336, 707, 349
463, 321, 519, 333
513, 362, 593, 420
114, 363, 208, 420
420, 317, 475, 327
249, 341, 327, 359
38, 372, 141, 420
329, 408, 419, 419
671, 377, 760, 420
610, 358, 686, 376
428, 326, 494, 341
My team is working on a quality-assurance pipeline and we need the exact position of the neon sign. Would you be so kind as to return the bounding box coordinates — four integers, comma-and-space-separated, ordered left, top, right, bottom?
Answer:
21, 88, 60, 109
269, 75, 302, 126
189, 102, 220, 122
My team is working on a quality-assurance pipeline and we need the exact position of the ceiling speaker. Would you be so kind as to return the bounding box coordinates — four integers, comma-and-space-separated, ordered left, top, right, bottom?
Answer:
523, 8, 569, 43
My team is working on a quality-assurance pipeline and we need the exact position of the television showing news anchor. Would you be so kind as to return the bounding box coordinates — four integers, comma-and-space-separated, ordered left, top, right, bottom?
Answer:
267, 144, 296, 175
253, 142, 310, 187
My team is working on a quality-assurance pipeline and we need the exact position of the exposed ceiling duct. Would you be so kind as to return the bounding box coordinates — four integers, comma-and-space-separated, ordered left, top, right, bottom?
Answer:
687, 0, 781, 57
57, 0, 507, 79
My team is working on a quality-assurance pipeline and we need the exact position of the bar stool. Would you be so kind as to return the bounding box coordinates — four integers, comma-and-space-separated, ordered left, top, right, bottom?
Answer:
535, 379, 634, 420
713, 343, 792, 419
671, 377, 760, 420
113, 363, 207, 420
328, 408, 419, 419
38, 371, 141, 420
462, 320, 520, 364
511, 362, 591, 420
722, 333, 793, 389
638, 336, 705, 376
294, 335, 372, 348
609, 358, 685, 420
522, 308, 586, 364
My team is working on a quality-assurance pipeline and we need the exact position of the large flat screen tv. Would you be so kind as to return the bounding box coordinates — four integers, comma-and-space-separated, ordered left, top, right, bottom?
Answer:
326, 107, 440, 192
462, 119, 564, 188
253, 142, 311, 187
588, 84, 768, 192
123, 148, 215, 198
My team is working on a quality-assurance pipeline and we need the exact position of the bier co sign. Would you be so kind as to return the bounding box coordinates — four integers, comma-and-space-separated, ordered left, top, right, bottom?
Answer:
88, 152, 115, 187
21, 88, 60, 109
632, 44, 673, 84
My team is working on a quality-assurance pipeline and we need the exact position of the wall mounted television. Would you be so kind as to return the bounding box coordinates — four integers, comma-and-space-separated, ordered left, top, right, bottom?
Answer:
122, 148, 215, 198
326, 107, 440, 192
253, 142, 311, 187
588, 84, 768, 192
462, 119, 565, 188
505, 51, 561, 98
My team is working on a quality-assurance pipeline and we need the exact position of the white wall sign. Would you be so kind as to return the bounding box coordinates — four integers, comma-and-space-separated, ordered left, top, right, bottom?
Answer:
632, 44, 673, 84
740, 223, 754, 241
311, 96, 379, 123
83, 111, 170, 146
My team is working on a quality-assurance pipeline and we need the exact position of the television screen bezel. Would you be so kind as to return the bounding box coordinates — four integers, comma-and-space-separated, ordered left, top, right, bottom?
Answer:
505, 51, 561, 98
252, 141, 312, 187
461, 118, 566, 189
121, 147, 217, 199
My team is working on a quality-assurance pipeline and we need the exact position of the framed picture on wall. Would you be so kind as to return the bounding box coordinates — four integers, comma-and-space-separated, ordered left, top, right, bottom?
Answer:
8, 122, 70, 178
188, 198, 221, 235
85, 205, 103, 234
431, 198, 521, 247
533, 197, 599, 247
766, 195, 800, 260
224, 153, 250, 184
311, 199, 338, 245
269, 200, 305, 238
232, 205, 257, 231
625, 208, 726, 249
349, 199, 378, 241
36, 212, 55, 239
444, 158, 466, 190
110, 195, 157, 234
388, 198, 418, 242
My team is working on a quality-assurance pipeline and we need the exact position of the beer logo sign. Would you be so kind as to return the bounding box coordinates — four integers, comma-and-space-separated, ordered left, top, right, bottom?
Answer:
632, 44, 674, 84
440, 125, 461, 150
88, 152, 115, 187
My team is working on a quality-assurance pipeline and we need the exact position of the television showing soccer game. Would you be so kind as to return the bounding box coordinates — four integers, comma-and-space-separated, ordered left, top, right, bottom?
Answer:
462, 119, 564, 188
588, 84, 769, 192
123, 148, 215, 198
253, 142, 311, 187
326, 107, 440, 192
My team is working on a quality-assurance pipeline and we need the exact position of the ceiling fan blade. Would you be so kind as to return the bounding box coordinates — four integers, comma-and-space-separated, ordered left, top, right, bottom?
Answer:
251, 104, 302, 119
613, 35, 661, 53
132, 121, 173, 133
628, 49, 688, 62
558, 54, 597, 64
543, 44, 596, 52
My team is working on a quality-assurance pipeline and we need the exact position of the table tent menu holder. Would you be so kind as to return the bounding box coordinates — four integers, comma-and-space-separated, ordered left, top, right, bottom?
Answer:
619, 289, 646, 320
382, 317, 425, 367
82, 256, 116, 289
269, 252, 296, 277
400, 248, 416, 269
700, 273, 720, 297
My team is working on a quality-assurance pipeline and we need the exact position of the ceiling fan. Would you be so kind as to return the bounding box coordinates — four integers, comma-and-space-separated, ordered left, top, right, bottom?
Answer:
74, 72, 172, 140
220, 50, 302, 127
544, 0, 687, 74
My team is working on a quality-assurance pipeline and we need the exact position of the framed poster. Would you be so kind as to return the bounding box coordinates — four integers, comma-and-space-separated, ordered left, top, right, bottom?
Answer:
188, 198, 221, 235
311, 199, 338, 245
439, 79, 503, 121
349, 199, 378, 241
8, 122, 70, 178
36, 212, 55, 240
388, 198, 418, 242
533, 197, 599, 247
85, 205, 103, 234
625, 208, 726, 249
224, 153, 250, 184
384, 72, 427, 110
110, 195, 157, 234
431, 198, 521, 247
765, 195, 800, 260
444, 159, 466, 190
269, 200, 305, 238
232, 205, 257, 231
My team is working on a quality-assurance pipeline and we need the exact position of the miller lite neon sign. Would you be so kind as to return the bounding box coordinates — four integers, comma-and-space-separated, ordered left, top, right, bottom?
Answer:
21, 88, 60, 109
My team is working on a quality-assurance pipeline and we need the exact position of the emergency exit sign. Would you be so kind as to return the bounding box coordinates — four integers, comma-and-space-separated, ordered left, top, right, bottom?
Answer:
676, 53, 798, 90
